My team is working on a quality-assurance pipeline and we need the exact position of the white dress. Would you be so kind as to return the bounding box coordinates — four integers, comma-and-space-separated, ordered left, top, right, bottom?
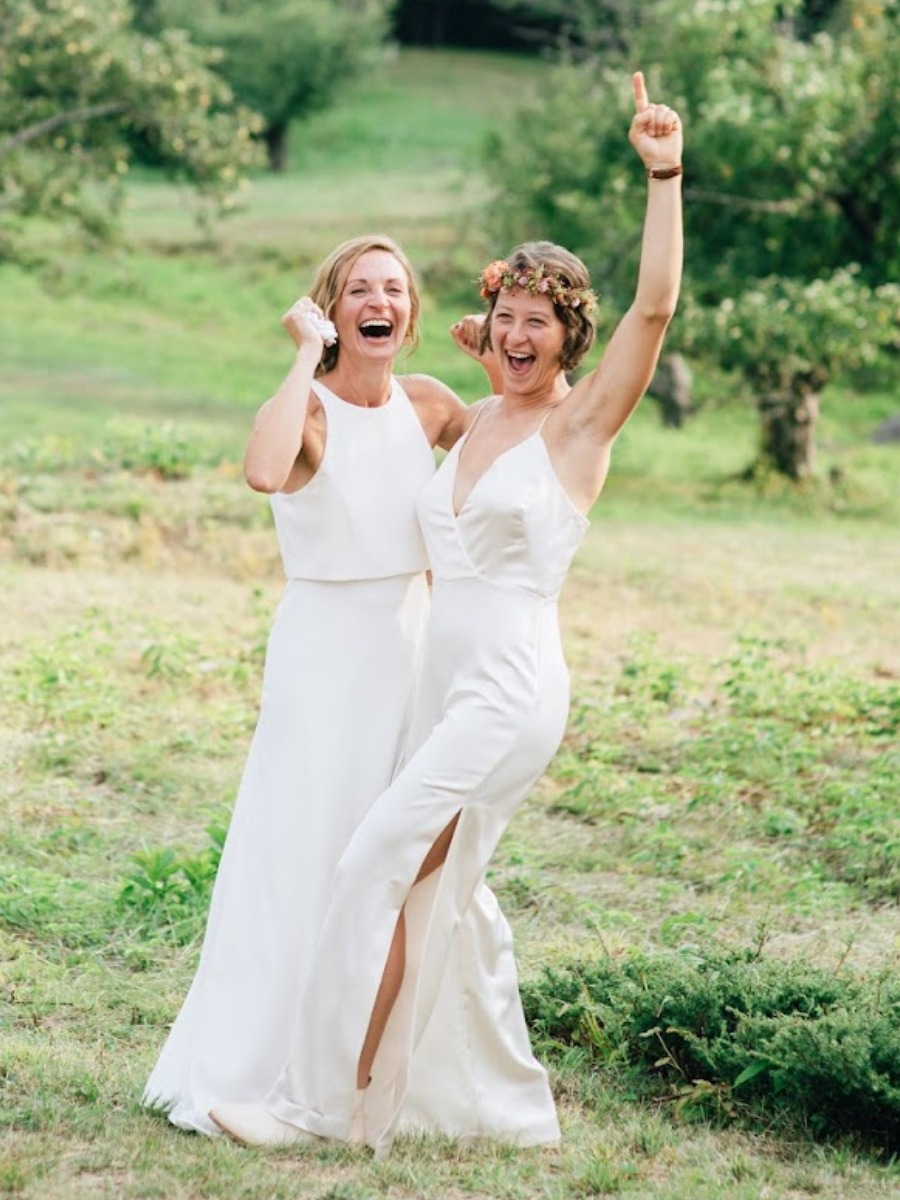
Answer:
265, 419, 588, 1155
143, 378, 435, 1134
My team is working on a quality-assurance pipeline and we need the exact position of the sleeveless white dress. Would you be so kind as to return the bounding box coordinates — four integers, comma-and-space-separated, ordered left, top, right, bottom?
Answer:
265, 419, 588, 1155
143, 378, 435, 1134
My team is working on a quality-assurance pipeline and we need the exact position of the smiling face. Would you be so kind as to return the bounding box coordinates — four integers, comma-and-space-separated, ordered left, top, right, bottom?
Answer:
309, 235, 420, 375
478, 242, 597, 375
332, 249, 413, 363
489, 288, 567, 397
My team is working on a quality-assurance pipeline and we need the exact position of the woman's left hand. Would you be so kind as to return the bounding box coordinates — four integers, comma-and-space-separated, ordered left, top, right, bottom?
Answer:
629, 71, 683, 169
450, 314, 488, 361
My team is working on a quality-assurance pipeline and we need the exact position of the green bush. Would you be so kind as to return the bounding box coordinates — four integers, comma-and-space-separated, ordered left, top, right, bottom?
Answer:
522, 946, 900, 1152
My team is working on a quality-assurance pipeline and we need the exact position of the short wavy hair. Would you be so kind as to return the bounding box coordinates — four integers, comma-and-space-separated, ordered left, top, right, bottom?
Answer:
308, 234, 421, 376
480, 241, 596, 372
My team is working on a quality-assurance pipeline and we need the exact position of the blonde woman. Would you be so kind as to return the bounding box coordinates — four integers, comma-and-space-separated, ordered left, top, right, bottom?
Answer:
144, 234, 472, 1133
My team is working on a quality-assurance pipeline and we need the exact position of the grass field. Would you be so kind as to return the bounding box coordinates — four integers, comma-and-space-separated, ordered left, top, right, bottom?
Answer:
1, 47, 898, 1200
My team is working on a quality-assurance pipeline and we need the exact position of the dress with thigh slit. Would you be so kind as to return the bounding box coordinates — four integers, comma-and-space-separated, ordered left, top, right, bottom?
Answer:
265, 419, 589, 1154
142, 377, 435, 1134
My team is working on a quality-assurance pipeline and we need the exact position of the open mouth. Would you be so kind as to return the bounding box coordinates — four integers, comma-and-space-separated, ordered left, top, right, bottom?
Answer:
506, 351, 535, 375
359, 319, 394, 340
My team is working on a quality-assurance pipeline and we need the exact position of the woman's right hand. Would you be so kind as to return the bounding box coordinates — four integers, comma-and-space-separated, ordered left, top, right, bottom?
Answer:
281, 297, 336, 351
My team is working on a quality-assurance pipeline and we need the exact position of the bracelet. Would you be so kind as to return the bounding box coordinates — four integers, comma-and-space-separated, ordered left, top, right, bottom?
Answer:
646, 164, 683, 180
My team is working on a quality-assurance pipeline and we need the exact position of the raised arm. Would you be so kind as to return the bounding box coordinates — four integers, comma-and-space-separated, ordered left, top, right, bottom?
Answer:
243, 298, 331, 494
566, 71, 683, 444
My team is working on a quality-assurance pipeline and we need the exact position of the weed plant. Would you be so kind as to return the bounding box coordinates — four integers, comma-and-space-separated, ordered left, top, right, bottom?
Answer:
117, 825, 226, 945
551, 636, 900, 904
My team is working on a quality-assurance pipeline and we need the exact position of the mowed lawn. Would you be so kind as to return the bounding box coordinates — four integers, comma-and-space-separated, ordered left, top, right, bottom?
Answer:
1, 47, 898, 1200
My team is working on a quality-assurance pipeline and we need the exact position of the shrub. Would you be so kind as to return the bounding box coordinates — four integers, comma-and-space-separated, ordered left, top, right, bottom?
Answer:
522, 945, 900, 1152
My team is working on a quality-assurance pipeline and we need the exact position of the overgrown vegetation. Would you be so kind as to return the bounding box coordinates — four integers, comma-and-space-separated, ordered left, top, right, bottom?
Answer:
551, 636, 899, 903
117, 825, 226, 943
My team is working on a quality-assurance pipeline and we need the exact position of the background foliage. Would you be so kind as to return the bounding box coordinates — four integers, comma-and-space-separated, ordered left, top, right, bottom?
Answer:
0, 0, 264, 255
484, 0, 900, 301
142, 0, 393, 168
1, 7, 899, 1195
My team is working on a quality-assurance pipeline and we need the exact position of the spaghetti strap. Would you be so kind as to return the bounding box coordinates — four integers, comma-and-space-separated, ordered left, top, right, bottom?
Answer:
458, 397, 494, 445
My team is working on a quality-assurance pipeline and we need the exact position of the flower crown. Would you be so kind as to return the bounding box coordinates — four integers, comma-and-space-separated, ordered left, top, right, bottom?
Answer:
478, 259, 598, 314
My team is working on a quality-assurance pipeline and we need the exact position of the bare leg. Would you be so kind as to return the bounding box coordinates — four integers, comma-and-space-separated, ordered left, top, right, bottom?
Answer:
355, 812, 461, 1089
414, 811, 460, 885
357, 910, 406, 1088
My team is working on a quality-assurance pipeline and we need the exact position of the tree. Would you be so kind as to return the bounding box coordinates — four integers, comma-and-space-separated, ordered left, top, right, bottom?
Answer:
679, 271, 900, 478
482, 0, 900, 476
151, 0, 393, 170
486, 0, 900, 295
640, 0, 900, 293
0, 0, 265, 256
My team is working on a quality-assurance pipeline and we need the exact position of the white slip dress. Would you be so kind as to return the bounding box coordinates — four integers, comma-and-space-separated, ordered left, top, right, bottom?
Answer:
265, 418, 589, 1155
142, 377, 435, 1134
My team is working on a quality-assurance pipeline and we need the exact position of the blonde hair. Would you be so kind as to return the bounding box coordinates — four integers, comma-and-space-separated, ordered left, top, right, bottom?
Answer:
480, 241, 597, 372
309, 234, 421, 375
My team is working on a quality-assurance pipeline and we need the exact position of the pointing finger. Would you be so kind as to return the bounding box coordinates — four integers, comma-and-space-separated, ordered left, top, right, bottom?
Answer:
632, 70, 649, 112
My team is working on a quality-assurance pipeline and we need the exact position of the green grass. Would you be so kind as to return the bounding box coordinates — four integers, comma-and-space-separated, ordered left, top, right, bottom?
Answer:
1, 44, 899, 1200
287, 48, 540, 169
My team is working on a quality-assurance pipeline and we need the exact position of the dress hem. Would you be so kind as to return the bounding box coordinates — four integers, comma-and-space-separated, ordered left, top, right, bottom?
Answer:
267, 1098, 560, 1156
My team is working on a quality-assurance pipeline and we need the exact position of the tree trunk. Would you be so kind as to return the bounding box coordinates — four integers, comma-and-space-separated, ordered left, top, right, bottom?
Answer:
264, 122, 288, 172
756, 389, 820, 480
432, 0, 450, 44
647, 352, 693, 428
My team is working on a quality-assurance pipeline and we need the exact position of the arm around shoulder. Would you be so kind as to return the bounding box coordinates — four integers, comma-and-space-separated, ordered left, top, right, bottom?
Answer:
449, 313, 504, 396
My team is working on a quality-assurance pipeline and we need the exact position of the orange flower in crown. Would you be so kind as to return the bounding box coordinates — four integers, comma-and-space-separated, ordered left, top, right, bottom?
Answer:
480, 260, 510, 296
477, 259, 597, 314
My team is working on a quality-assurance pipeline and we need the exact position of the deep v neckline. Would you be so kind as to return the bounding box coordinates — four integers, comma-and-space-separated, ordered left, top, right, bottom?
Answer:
451, 398, 561, 520
450, 429, 542, 520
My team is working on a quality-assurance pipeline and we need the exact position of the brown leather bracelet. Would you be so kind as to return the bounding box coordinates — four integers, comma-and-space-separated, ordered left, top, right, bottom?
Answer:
646, 164, 683, 180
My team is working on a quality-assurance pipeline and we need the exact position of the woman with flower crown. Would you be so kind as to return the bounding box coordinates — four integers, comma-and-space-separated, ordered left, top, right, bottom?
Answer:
210, 70, 683, 1155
